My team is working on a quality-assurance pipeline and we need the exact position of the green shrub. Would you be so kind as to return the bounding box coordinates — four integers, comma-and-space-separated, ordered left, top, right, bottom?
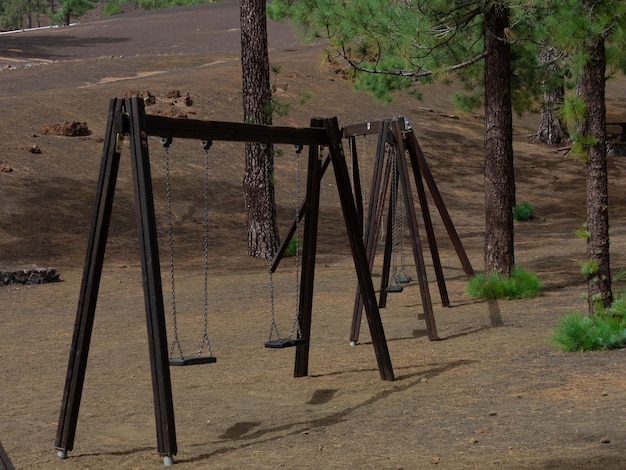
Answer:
103, 0, 121, 16
284, 236, 299, 257
513, 201, 534, 221
550, 310, 626, 352
138, 0, 209, 9
467, 266, 541, 300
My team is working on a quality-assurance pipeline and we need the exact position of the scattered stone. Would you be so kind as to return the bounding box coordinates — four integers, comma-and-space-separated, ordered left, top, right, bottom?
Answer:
0, 160, 12, 172
167, 89, 181, 99
125, 89, 156, 105
0, 268, 61, 286
28, 144, 42, 154
182, 92, 193, 106
600, 437, 611, 444
152, 108, 188, 119
42, 121, 91, 137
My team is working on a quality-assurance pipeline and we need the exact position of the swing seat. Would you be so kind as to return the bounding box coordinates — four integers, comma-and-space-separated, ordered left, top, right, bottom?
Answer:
264, 338, 306, 349
169, 355, 217, 366
386, 285, 403, 293
397, 275, 411, 284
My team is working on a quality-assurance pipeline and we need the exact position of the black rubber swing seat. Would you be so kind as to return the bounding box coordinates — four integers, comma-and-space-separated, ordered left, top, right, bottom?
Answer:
386, 285, 403, 293
264, 337, 306, 349
169, 355, 217, 366
397, 275, 411, 284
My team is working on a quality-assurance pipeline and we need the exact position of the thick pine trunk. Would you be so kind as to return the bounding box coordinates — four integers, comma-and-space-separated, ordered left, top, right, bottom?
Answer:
240, 0, 279, 259
578, 36, 612, 312
537, 47, 567, 145
483, 4, 515, 276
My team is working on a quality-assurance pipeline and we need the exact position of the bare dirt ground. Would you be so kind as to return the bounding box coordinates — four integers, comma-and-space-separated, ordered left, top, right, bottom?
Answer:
1, 2, 626, 469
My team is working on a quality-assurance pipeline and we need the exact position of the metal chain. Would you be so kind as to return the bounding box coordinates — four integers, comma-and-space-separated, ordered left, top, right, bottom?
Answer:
265, 143, 282, 342
362, 135, 369, 239
289, 145, 303, 339
162, 138, 185, 360
389, 144, 400, 287
398, 159, 410, 283
198, 140, 214, 357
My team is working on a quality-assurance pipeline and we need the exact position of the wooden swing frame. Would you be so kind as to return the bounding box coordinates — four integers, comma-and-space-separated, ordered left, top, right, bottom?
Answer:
54, 96, 395, 465
344, 117, 475, 344
0, 439, 15, 470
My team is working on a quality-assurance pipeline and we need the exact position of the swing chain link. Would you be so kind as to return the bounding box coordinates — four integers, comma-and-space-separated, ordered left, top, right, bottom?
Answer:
389, 143, 401, 287
265, 142, 282, 341
289, 144, 303, 340
162, 138, 185, 360
198, 141, 214, 357
398, 163, 409, 282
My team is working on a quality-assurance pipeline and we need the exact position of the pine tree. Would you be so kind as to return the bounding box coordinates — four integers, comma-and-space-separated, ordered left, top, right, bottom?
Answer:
545, 0, 626, 312
240, 0, 280, 259
269, 0, 544, 276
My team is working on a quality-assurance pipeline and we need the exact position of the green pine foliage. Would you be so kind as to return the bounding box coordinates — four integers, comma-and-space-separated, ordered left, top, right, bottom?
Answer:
467, 266, 541, 300
103, 0, 121, 16
268, 0, 545, 112
284, 236, 299, 257
551, 304, 626, 352
513, 201, 534, 221
138, 0, 209, 9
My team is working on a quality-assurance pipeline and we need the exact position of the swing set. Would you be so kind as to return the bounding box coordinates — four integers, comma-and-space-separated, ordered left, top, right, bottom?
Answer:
343, 117, 475, 344
54, 96, 395, 466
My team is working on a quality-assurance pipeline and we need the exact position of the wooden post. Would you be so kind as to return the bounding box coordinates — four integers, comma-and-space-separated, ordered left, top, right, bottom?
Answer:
324, 117, 395, 381
294, 119, 323, 377
404, 128, 474, 277
350, 121, 391, 342
55, 98, 125, 457
0, 440, 15, 470
390, 118, 439, 340
125, 96, 178, 460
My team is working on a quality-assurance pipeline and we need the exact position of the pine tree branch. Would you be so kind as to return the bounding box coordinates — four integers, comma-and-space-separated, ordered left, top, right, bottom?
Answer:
342, 51, 488, 79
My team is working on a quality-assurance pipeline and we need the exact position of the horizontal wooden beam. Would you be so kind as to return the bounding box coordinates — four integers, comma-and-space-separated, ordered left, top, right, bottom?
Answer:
342, 120, 385, 138
143, 115, 330, 146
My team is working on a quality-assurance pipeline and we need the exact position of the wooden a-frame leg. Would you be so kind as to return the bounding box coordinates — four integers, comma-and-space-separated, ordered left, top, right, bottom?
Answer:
294, 120, 323, 377
0, 440, 15, 470
405, 130, 474, 277
125, 97, 178, 461
390, 119, 438, 340
55, 98, 124, 458
350, 121, 391, 344
325, 117, 395, 381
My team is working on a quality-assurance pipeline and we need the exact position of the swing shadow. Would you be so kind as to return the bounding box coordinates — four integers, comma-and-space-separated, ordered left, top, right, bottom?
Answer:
356, 298, 505, 344
64, 446, 157, 459
173, 359, 476, 464
60, 360, 475, 464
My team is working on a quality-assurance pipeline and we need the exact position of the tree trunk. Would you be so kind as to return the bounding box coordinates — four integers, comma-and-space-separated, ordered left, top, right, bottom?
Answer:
537, 46, 567, 145
483, 3, 515, 276
578, 36, 612, 313
240, 0, 279, 259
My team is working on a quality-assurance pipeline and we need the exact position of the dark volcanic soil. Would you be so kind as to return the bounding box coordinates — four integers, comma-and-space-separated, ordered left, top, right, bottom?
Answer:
1, 2, 626, 469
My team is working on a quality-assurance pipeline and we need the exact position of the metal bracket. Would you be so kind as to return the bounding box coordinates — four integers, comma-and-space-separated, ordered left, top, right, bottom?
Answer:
115, 133, 126, 153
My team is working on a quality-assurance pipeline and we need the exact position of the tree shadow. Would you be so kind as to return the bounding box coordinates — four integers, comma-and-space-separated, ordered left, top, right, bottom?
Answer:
0, 34, 129, 61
